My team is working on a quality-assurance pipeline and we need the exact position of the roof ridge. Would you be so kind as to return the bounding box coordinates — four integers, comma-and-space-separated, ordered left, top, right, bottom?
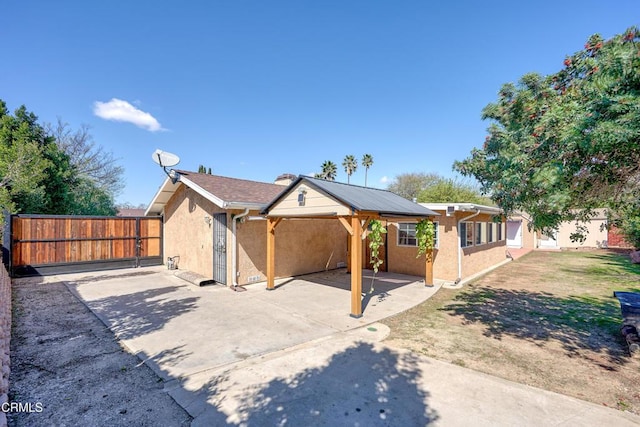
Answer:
174, 169, 284, 187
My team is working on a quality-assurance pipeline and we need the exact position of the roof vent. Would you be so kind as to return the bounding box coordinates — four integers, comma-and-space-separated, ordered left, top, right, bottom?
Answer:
446, 206, 456, 216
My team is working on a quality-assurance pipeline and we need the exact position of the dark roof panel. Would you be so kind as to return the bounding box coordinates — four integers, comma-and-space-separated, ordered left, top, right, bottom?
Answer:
175, 170, 285, 205
264, 175, 439, 217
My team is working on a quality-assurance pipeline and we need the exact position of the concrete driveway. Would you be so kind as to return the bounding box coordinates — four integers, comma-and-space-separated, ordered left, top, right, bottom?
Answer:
62, 266, 640, 426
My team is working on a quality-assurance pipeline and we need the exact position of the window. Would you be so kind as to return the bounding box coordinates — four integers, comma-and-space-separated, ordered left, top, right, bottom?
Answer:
398, 221, 439, 248
432, 221, 439, 249
398, 223, 417, 246
460, 221, 474, 247
498, 222, 505, 241
475, 222, 487, 245
488, 222, 495, 243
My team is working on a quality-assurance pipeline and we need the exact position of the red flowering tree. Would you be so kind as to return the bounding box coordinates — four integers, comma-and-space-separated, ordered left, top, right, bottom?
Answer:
454, 27, 640, 245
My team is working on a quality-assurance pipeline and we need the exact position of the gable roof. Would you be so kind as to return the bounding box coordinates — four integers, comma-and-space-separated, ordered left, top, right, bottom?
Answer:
145, 170, 285, 215
263, 175, 439, 218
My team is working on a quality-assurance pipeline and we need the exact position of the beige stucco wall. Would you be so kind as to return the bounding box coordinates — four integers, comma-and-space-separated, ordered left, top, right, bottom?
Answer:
163, 185, 223, 279
386, 212, 507, 282
163, 185, 349, 285
556, 216, 608, 248
236, 218, 348, 285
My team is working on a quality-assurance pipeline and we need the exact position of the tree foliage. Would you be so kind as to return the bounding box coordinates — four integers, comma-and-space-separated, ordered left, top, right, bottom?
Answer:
417, 177, 492, 205
362, 154, 373, 186
454, 27, 640, 240
0, 100, 118, 216
387, 172, 440, 200
387, 172, 488, 204
315, 160, 338, 181
342, 154, 357, 184
47, 119, 124, 196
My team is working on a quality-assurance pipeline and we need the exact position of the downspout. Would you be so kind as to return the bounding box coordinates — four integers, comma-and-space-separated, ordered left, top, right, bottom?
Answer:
232, 208, 250, 288
457, 209, 481, 283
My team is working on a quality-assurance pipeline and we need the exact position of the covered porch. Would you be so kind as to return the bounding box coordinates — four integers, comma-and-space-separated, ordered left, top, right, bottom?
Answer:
262, 176, 439, 318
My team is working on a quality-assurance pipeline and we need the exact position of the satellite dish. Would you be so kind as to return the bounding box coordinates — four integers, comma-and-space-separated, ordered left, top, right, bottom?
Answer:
152, 149, 180, 168
152, 149, 181, 183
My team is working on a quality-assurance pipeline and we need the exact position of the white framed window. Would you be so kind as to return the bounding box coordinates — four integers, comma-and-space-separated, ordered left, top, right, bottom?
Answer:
488, 222, 495, 243
398, 221, 440, 248
498, 222, 506, 240
432, 221, 439, 249
475, 222, 487, 245
460, 221, 474, 248
398, 223, 417, 246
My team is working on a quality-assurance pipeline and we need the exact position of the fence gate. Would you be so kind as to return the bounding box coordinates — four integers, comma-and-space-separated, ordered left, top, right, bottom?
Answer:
212, 213, 227, 285
9, 214, 163, 277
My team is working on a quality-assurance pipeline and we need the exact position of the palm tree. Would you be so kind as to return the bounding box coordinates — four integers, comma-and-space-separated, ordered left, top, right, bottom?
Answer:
362, 154, 373, 186
319, 160, 337, 181
342, 155, 358, 184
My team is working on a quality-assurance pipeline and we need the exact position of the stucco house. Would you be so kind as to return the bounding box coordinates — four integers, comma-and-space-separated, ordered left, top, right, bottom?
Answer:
389, 203, 508, 283
146, 170, 516, 291
145, 171, 349, 287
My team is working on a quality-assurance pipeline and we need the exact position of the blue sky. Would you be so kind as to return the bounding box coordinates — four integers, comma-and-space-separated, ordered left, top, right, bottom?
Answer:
2, 2, 637, 206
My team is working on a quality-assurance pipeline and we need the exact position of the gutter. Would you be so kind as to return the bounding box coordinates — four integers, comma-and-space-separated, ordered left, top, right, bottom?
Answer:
457, 209, 481, 283
231, 208, 251, 288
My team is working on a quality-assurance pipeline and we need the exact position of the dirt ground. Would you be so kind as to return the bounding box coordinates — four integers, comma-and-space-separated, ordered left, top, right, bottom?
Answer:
383, 249, 640, 416
8, 276, 192, 427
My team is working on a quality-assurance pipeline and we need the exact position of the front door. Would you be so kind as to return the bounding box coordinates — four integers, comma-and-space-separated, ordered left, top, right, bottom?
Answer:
213, 213, 227, 285
507, 220, 523, 248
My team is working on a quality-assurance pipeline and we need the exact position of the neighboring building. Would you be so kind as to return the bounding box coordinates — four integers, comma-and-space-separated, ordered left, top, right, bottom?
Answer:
117, 208, 146, 217
145, 170, 348, 286
508, 209, 611, 250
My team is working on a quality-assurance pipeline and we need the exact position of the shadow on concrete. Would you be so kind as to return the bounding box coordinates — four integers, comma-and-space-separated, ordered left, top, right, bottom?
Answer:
81, 286, 199, 341
443, 285, 640, 365
186, 342, 439, 426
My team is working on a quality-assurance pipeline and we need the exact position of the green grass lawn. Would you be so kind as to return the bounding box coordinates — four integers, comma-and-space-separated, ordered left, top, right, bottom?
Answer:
383, 249, 640, 414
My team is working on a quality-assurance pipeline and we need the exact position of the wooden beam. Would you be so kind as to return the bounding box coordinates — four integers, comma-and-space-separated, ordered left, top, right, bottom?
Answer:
425, 249, 434, 287
266, 217, 277, 290
338, 217, 353, 235
350, 215, 363, 317
267, 217, 282, 233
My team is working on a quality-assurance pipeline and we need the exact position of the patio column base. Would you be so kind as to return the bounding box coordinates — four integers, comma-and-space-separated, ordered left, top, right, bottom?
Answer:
266, 287, 275, 291
349, 313, 363, 319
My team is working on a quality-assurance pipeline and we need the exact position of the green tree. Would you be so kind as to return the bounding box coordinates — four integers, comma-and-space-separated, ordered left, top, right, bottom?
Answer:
0, 101, 52, 213
387, 172, 441, 201
454, 27, 640, 242
0, 100, 118, 216
48, 119, 124, 196
417, 177, 492, 205
197, 164, 212, 174
316, 160, 337, 181
342, 154, 357, 184
362, 154, 373, 186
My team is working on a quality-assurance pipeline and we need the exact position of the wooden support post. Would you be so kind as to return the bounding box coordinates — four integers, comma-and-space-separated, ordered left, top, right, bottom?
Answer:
425, 249, 434, 287
350, 215, 363, 318
266, 218, 279, 290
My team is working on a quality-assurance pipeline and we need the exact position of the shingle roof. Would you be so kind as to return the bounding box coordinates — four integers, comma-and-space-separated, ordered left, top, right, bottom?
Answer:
264, 176, 439, 217
175, 170, 285, 205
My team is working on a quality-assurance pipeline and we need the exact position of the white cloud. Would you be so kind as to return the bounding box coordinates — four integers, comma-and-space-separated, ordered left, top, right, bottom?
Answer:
379, 176, 389, 184
93, 98, 165, 132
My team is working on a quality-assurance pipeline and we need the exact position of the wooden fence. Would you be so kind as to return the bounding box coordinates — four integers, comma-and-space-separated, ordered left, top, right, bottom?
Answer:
9, 215, 163, 277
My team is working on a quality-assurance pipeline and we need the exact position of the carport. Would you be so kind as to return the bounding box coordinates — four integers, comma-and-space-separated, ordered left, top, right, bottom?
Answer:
262, 176, 439, 318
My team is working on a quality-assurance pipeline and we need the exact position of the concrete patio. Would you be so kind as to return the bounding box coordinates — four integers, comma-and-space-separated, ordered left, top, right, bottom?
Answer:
43, 265, 640, 426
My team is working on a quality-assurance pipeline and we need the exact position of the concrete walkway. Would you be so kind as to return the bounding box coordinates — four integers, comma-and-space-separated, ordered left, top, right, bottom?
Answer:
58, 267, 640, 426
